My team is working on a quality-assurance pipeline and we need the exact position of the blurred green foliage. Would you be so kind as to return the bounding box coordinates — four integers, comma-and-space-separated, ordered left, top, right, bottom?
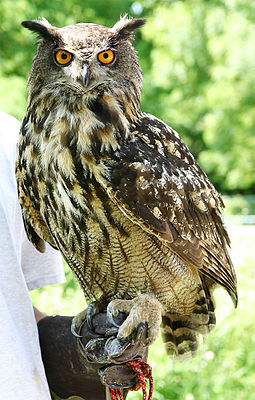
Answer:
223, 195, 255, 216
0, 0, 254, 194
31, 225, 255, 399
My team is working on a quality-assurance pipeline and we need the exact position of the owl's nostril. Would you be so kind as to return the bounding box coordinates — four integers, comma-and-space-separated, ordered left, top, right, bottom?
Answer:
82, 64, 90, 87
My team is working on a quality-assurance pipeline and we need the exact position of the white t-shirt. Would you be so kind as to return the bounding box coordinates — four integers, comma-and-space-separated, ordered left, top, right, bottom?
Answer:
0, 111, 65, 400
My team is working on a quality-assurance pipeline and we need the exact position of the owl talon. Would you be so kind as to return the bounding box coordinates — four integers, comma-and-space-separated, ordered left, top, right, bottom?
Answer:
71, 309, 87, 338
131, 322, 148, 345
105, 326, 119, 336
107, 303, 121, 328
108, 294, 162, 345
71, 324, 82, 338
87, 301, 101, 331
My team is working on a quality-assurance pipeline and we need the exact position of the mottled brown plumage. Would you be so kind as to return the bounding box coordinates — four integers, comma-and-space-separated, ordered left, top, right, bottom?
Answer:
16, 16, 237, 361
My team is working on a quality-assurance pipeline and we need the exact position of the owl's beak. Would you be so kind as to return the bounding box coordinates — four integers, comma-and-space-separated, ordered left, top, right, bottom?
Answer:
82, 64, 90, 87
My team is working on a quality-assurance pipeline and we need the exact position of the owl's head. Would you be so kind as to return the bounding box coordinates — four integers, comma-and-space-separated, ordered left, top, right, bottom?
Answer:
22, 17, 145, 104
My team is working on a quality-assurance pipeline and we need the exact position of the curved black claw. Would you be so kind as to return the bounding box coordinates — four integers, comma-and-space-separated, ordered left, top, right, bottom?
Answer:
105, 326, 119, 336
71, 318, 82, 338
107, 303, 121, 329
130, 322, 148, 345
87, 302, 100, 331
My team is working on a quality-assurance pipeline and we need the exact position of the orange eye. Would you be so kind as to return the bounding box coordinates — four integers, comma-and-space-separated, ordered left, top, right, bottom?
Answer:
55, 50, 73, 65
97, 49, 115, 64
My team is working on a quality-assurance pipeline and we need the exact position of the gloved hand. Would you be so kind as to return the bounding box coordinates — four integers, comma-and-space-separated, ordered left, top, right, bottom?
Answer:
38, 312, 148, 400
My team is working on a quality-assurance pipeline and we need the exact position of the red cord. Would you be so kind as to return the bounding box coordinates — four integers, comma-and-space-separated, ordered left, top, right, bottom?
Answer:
109, 387, 124, 400
109, 360, 153, 400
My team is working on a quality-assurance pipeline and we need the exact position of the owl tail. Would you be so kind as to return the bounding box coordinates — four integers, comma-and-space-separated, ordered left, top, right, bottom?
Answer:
161, 277, 216, 362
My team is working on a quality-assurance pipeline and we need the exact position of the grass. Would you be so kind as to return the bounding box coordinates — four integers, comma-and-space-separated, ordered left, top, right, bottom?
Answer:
30, 225, 255, 400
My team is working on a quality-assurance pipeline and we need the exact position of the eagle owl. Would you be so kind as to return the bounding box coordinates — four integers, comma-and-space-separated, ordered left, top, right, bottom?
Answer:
16, 16, 237, 360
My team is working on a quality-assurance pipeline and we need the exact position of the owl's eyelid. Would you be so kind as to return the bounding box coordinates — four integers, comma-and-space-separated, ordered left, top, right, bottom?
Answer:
54, 46, 74, 54
98, 48, 116, 52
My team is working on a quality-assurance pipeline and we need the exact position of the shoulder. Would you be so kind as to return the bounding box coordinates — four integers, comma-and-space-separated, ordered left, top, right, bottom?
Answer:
134, 112, 196, 165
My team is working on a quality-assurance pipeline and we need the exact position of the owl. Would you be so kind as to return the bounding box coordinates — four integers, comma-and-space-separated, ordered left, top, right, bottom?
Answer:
16, 16, 237, 361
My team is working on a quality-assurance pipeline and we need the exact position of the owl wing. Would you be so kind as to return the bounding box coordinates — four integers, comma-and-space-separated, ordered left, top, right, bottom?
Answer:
16, 153, 57, 253
101, 113, 237, 302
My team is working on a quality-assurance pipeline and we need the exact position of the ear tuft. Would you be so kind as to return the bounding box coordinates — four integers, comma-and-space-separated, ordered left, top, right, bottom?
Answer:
21, 18, 56, 40
111, 15, 145, 41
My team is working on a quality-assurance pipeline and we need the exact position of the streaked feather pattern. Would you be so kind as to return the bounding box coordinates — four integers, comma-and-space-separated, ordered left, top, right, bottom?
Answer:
16, 17, 237, 360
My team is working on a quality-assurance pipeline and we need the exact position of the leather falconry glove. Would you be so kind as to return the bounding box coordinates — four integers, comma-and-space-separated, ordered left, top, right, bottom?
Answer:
37, 312, 148, 400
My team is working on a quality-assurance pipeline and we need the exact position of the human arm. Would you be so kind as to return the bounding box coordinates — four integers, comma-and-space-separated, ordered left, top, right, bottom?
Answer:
33, 306, 46, 323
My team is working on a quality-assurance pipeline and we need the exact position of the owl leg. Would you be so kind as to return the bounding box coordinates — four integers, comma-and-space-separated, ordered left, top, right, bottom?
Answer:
107, 294, 162, 345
